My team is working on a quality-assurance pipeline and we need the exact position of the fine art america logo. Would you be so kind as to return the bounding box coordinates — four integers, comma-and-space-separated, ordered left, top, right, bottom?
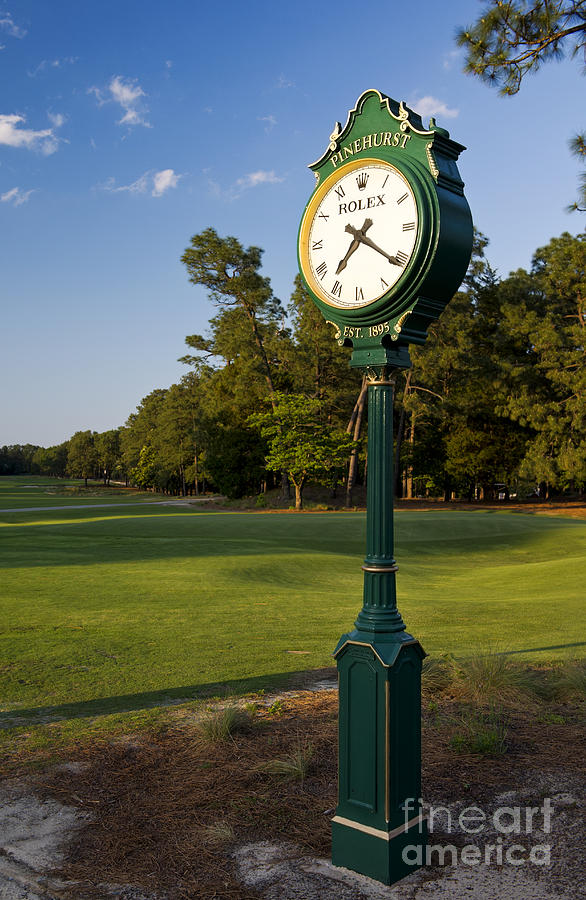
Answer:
403, 798, 554, 868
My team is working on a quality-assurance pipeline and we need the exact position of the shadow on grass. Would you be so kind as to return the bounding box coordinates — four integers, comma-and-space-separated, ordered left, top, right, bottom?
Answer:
0, 668, 338, 728
2, 506, 583, 570
496, 641, 586, 656
3, 641, 585, 729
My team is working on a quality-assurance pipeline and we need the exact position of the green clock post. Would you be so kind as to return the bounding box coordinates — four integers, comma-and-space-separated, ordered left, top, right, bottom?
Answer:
297, 90, 473, 885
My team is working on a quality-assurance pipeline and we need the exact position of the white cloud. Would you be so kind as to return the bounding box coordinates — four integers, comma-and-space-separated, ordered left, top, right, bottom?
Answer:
28, 56, 78, 77
235, 170, 283, 190
408, 95, 459, 121
102, 173, 150, 194
258, 115, 277, 132
152, 169, 179, 196
1, 186, 34, 206
0, 13, 26, 39
0, 113, 59, 154
208, 168, 285, 201
276, 74, 294, 89
88, 76, 150, 127
48, 112, 66, 128
443, 49, 462, 71
101, 168, 180, 197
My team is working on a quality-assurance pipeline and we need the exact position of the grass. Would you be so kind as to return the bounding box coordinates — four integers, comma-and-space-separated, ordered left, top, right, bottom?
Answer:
255, 741, 314, 781
0, 476, 165, 509
449, 708, 509, 756
1, 475, 584, 741
197, 706, 253, 742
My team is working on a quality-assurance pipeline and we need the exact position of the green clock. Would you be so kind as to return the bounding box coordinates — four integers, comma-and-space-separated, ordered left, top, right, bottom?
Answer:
297, 89, 473, 369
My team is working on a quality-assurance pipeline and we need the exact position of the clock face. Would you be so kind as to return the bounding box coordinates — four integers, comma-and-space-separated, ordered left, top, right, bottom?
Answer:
299, 159, 418, 310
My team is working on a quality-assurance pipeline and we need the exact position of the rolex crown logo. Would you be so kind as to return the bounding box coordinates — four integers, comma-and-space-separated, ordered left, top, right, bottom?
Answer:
356, 172, 369, 191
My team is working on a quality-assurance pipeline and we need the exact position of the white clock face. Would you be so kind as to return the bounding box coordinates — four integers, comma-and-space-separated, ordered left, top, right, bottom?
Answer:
300, 159, 418, 310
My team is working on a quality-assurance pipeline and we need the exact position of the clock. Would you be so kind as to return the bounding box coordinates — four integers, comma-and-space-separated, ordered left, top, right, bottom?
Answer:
297, 89, 473, 366
298, 158, 419, 311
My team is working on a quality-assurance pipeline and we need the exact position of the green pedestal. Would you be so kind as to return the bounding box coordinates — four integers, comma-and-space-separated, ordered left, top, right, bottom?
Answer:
332, 375, 426, 885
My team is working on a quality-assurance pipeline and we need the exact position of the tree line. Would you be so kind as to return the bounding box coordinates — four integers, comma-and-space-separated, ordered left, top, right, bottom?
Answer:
1, 228, 584, 506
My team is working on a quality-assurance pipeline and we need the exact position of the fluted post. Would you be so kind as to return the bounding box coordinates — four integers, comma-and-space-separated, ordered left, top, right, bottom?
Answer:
354, 377, 406, 635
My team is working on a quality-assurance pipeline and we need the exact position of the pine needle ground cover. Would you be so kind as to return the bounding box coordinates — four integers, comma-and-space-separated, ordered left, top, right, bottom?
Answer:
1, 478, 584, 728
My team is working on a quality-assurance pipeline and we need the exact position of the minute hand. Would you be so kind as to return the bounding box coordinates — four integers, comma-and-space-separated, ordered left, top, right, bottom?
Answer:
345, 225, 403, 266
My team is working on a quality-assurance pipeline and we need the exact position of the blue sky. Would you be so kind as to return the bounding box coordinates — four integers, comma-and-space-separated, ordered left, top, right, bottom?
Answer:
1, 0, 584, 446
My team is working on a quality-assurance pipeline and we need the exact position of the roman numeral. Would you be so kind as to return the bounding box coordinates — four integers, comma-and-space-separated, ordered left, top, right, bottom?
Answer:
355, 286, 364, 302
316, 261, 327, 279
381, 174, 389, 188
312, 239, 323, 251
318, 212, 329, 221
332, 280, 342, 297
380, 277, 388, 289
397, 192, 408, 204
402, 222, 415, 231
334, 185, 345, 200
395, 251, 409, 266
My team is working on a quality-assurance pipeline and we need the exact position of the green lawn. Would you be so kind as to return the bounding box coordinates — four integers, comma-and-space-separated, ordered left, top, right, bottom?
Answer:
1, 476, 584, 724
0, 476, 163, 509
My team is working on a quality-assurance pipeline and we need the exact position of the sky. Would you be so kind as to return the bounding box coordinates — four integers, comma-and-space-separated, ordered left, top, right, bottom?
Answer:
1, 0, 584, 447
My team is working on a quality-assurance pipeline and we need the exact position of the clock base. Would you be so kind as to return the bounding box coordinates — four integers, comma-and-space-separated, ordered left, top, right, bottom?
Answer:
331, 637, 426, 887
332, 813, 427, 886
349, 342, 411, 372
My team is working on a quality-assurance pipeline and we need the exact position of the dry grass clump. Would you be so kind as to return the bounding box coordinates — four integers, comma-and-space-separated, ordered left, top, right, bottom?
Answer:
196, 705, 254, 742
423, 650, 540, 706
453, 650, 536, 705
201, 820, 235, 845
422, 655, 457, 693
526, 659, 586, 701
255, 742, 314, 782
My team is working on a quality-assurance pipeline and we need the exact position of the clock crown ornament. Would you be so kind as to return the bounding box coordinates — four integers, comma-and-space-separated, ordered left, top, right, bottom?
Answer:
297, 89, 473, 372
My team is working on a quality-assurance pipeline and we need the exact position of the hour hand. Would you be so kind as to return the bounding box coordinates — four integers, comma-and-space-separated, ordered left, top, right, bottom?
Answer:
336, 219, 373, 273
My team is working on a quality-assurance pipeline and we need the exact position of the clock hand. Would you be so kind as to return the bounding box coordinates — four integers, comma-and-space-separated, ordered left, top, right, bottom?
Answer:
336, 219, 373, 274
336, 239, 359, 274
345, 224, 402, 266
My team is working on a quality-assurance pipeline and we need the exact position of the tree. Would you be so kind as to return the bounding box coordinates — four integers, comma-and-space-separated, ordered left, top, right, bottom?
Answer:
399, 231, 529, 500
131, 446, 158, 490
249, 393, 356, 509
181, 228, 289, 407
457, 0, 586, 209
0, 444, 41, 475
95, 429, 121, 485
288, 274, 365, 505
498, 231, 586, 492
67, 431, 98, 486
32, 442, 68, 477
121, 389, 168, 480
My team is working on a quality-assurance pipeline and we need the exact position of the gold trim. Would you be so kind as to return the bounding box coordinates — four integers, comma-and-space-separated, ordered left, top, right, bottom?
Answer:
365, 376, 395, 385
333, 638, 421, 665
385, 680, 390, 822
309, 89, 436, 168
394, 309, 412, 334
426, 142, 439, 180
328, 121, 342, 151
325, 319, 342, 341
332, 812, 426, 842
333, 639, 387, 667
361, 564, 398, 573
298, 157, 414, 310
